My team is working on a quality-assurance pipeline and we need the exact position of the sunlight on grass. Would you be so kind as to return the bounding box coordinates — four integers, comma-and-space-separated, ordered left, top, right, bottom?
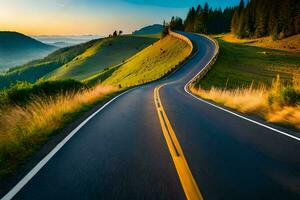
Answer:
103, 35, 192, 87
0, 85, 118, 176
47, 35, 158, 81
220, 33, 300, 53
192, 74, 300, 129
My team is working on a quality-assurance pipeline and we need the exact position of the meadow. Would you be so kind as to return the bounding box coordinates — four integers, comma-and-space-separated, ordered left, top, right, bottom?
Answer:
103, 35, 192, 86
192, 37, 300, 129
221, 33, 300, 53
196, 38, 300, 90
47, 35, 158, 81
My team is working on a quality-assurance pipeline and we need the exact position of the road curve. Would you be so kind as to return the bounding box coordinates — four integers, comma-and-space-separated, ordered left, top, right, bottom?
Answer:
3, 32, 300, 200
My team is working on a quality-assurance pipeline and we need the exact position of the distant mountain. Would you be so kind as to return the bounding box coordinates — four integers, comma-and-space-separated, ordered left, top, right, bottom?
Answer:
33, 35, 102, 48
0, 31, 56, 71
52, 42, 74, 48
132, 24, 163, 35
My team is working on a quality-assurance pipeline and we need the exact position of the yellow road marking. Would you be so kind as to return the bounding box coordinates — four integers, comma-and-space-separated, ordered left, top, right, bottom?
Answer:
154, 85, 203, 200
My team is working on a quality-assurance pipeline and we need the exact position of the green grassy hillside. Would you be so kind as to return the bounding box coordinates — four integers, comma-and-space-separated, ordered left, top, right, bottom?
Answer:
192, 37, 300, 131
0, 40, 96, 88
196, 38, 300, 90
46, 35, 158, 81
102, 35, 192, 87
0, 35, 158, 88
0, 31, 56, 70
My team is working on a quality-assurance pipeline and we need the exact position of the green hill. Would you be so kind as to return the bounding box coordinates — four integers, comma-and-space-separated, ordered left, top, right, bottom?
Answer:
0, 31, 56, 71
102, 35, 192, 87
132, 24, 163, 35
45, 35, 158, 81
0, 35, 158, 88
0, 40, 96, 88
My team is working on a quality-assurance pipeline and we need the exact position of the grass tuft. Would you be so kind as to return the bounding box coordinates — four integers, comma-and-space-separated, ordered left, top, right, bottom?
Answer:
0, 85, 118, 176
192, 74, 300, 129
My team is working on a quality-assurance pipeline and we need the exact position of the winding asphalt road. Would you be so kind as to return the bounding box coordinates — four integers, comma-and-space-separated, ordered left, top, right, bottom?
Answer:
2, 32, 300, 200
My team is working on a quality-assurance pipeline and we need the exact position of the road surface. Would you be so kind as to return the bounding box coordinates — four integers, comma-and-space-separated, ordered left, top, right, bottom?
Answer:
3, 32, 300, 200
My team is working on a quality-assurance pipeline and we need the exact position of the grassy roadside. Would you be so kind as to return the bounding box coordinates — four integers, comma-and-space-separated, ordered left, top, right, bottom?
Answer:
0, 33, 193, 177
0, 84, 119, 177
196, 39, 300, 90
192, 37, 300, 130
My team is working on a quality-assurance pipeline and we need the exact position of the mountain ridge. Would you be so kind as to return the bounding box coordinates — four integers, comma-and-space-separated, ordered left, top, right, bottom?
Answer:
0, 31, 56, 70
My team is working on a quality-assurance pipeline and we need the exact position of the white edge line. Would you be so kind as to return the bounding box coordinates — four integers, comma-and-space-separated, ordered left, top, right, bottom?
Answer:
3, 32, 300, 200
1, 89, 132, 200
183, 34, 300, 142
1, 32, 195, 200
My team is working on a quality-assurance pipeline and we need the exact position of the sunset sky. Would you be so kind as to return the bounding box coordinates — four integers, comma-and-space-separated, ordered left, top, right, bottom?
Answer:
0, 0, 240, 36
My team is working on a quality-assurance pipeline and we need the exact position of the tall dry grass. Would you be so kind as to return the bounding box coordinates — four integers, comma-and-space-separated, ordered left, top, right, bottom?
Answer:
191, 74, 300, 129
0, 85, 117, 175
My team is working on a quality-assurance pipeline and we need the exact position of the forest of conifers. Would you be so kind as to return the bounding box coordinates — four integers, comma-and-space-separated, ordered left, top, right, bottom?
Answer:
169, 0, 300, 40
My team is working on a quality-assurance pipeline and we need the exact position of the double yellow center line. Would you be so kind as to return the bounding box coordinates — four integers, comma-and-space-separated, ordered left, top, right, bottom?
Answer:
154, 85, 203, 200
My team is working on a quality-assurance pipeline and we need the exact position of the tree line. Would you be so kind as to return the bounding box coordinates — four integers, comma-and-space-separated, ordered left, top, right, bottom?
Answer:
168, 3, 234, 34
168, 0, 299, 40
231, 0, 300, 39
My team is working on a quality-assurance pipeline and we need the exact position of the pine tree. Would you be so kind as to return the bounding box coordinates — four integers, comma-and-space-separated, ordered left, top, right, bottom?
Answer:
202, 2, 209, 34
184, 7, 196, 32
194, 5, 203, 33
253, 0, 268, 37
268, 1, 279, 40
183, 3, 234, 34
170, 16, 184, 31
295, 0, 300, 34
231, 9, 239, 34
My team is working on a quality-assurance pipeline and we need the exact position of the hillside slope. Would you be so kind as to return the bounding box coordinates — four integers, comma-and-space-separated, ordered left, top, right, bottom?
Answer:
197, 38, 300, 90
103, 35, 192, 87
220, 33, 300, 53
0, 40, 96, 88
46, 35, 158, 81
0, 31, 56, 70
132, 24, 163, 35
0, 35, 158, 88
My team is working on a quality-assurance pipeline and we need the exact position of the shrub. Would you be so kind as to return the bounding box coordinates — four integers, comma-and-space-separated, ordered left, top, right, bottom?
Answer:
5, 80, 88, 106
161, 26, 170, 38
279, 86, 300, 105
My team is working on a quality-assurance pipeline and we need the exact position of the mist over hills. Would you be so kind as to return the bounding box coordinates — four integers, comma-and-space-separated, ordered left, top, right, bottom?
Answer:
33, 35, 102, 48
0, 31, 56, 71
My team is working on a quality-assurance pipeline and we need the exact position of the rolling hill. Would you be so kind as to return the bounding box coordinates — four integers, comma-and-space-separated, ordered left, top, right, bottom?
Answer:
46, 35, 158, 81
0, 31, 56, 71
102, 35, 192, 87
0, 40, 96, 88
132, 24, 163, 35
0, 35, 158, 88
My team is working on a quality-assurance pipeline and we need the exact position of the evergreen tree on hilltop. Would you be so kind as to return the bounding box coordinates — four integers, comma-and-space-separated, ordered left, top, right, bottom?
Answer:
184, 2, 234, 34
231, 0, 299, 40
295, 0, 300, 34
202, 2, 209, 34
184, 7, 196, 32
194, 5, 203, 33
231, 9, 239, 34
170, 16, 184, 31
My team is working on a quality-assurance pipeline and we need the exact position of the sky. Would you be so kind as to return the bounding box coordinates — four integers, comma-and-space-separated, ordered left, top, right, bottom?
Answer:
0, 0, 240, 36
